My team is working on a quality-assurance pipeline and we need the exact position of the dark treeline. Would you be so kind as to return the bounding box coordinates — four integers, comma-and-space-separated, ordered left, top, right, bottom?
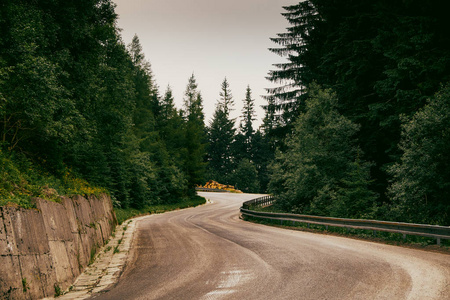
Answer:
0, 0, 206, 208
265, 0, 450, 225
205, 78, 272, 193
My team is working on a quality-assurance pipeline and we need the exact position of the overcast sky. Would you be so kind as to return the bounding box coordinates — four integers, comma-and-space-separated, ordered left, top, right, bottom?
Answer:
113, 0, 299, 127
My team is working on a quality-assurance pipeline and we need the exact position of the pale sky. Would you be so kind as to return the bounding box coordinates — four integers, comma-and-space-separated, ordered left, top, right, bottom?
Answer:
113, 0, 299, 128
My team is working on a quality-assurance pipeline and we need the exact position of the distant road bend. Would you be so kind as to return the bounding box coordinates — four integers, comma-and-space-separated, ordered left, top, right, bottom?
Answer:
92, 192, 450, 300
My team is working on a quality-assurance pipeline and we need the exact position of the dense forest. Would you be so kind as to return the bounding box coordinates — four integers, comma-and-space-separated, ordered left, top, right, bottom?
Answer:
265, 0, 450, 225
1, 0, 449, 226
0, 0, 206, 208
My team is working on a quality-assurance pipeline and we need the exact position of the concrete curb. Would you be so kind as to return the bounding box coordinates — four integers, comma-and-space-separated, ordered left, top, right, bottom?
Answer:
43, 215, 147, 300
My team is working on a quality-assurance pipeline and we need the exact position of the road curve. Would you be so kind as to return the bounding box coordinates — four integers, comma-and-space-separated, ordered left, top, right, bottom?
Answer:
91, 192, 450, 300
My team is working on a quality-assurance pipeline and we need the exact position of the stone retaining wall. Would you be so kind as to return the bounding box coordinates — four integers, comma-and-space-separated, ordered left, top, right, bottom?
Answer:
0, 194, 117, 299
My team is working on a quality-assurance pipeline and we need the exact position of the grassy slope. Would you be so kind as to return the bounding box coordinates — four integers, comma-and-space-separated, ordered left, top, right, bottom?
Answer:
1, 148, 206, 223
0, 149, 107, 208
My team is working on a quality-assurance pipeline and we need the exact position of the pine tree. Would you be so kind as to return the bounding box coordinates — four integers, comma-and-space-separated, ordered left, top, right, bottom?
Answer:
207, 78, 236, 183
160, 85, 185, 156
219, 77, 234, 116
183, 74, 207, 191
230, 85, 260, 190
183, 74, 201, 117
240, 85, 256, 157
251, 129, 272, 193
265, 1, 319, 131
208, 108, 236, 183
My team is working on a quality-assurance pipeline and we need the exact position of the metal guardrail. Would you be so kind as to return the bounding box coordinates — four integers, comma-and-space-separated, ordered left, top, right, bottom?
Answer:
241, 196, 450, 245
241, 195, 274, 209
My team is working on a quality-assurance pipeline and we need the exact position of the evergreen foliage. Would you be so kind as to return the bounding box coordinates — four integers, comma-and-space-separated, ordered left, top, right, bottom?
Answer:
239, 86, 256, 158
228, 158, 259, 193
207, 78, 236, 184
0, 1, 203, 208
182, 75, 207, 191
266, 0, 450, 225
269, 86, 376, 217
206, 83, 267, 193
388, 84, 450, 225
2, 0, 447, 226
251, 129, 273, 193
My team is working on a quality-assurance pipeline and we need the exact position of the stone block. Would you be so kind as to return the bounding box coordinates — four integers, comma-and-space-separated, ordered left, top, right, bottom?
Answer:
0, 255, 24, 300
72, 233, 86, 272
71, 196, 94, 232
48, 241, 74, 291
34, 254, 58, 298
36, 199, 73, 242
64, 241, 81, 279
18, 254, 45, 299
10, 208, 49, 255
77, 233, 92, 268
0, 208, 17, 256
100, 193, 117, 226
98, 219, 109, 243
93, 223, 104, 246
61, 197, 79, 234
87, 195, 104, 221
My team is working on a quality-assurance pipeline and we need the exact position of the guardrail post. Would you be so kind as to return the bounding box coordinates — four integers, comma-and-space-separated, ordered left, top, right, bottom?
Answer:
241, 196, 449, 245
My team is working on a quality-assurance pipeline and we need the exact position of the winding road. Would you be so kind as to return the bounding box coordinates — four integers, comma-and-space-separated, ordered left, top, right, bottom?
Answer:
92, 192, 450, 300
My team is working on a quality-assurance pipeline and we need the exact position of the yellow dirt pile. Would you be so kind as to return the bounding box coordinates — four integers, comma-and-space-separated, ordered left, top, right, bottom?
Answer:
197, 180, 242, 193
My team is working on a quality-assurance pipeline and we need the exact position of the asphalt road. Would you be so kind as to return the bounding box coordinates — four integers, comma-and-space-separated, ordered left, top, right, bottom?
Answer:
92, 192, 450, 300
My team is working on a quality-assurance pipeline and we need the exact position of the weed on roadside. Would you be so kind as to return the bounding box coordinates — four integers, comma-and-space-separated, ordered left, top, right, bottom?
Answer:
22, 278, 29, 293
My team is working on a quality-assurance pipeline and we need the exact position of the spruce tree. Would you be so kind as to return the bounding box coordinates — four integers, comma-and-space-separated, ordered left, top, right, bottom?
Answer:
230, 85, 260, 190
160, 85, 188, 196
207, 78, 236, 183
183, 74, 207, 191
239, 85, 256, 157
219, 77, 234, 116
265, 1, 318, 132
251, 129, 272, 193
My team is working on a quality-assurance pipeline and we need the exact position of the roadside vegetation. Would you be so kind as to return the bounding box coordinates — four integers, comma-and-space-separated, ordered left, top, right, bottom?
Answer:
114, 195, 206, 224
0, 149, 106, 208
1, 1, 206, 209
